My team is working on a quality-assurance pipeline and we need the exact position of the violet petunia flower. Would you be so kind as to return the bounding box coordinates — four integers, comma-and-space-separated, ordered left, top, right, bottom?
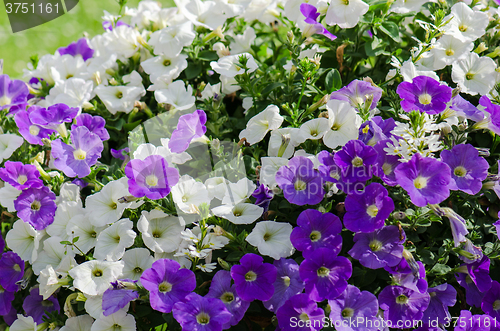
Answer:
358, 116, 396, 146
0, 161, 42, 190
457, 255, 492, 293
0, 251, 25, 292
455, 273, 484, 308
396, 76, 452, 114
331, 79, 383, 111
422, 284, 457, 325
317, 150, 344, 186
0, 287, 15, 315
481, 280, 500, 319
374, 139, 400, 186
450, 95, 484, 122
328, 285, 379, 331
58, 38, 94, 61
230, 253, 277, 302
252, 183, 274, 212
378, 285, 430, 327
276, 293, 325, 331
334, 139, 378, 183
299, 247, 352, 302
29, 103, 79, 133
290, 209, 342, 258
441, 144, 489, 195
172, 293, 232, 331
140, 259, 196, 313
343, 182, 394, 233
206, 270, 250, 328
275, 156, 325, 206
14, 185, 57, 230
168, 109, 207, 153
51, 126, 104, 178
300, 4, 336, 41
72, 113, 110, 141
394, 153, 451, 207
102, 20, 129, 31
348, 225, 405, 269
22, 288, 60, 324
125, 154, 179, 200
111, 147, 130, 161
454, 310, 492, 331
15, 108, 56, 145
385, 255, 428, 294
263, 258, 305, 313
0, 74, 29, 113
102, 279, 139, 316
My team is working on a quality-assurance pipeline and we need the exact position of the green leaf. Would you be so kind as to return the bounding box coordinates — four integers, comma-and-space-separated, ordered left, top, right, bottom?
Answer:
123, 120, 142, 132
72, 236, 80, 243
60, 241, 72, 245
379, 22, 402, 43
198, 50, 218, 61
261, 82, 285, 96
184, 62, 202, 80
226, 251, 245, 261
364, 36, 389, 57
325, 69, 342, 93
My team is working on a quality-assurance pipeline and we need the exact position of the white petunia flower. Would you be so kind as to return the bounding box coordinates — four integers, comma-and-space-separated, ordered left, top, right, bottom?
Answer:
443, 3, 488, 42
390, 0, 428, 14
55, 183, 83, 207
452, 52, 497, 96
229, 28, 256, 54
120, 248, 154, 281
325, 0, 368, 29
69, 260, 124, 296
210, 53, 258, 78
60, 315, 94, 331
200, 82, 223, 101
0, 182, 21, 212
9, 315, 37, 331
205, 177, 227, 200
212, 203, 263, 224
0, 134, 24, 163
323, 99, 361, 149
94, 84, 146, 115
94, 219, 137, 261
45, 78, 94, 110
430, 35, 474, 69
171, 175, 211, 214
220, 75, 241, 94
179, 0, 227, 30
107, 25, 141, 59
246, 221, 294, 260
47, 202, 84, 241
66, 214, 105, 254
137, 210, 184, 253
238, 105, 284, 145
90, 310, 136, 331
260, 157, 288, 188
38, 265, 62, 300
299, 118, 330, 141
221, 178, 256, 205
140, 53, 188, 82
148, 22, 196, 57
85, 295, 105, 319
50, 54, 87, 83
399, 60, 440, 82
6, 220, 44, 263
154, 80, 195, 110
32, 236, 75, 275
132, 142, 191, 165
267, 128, 306, 159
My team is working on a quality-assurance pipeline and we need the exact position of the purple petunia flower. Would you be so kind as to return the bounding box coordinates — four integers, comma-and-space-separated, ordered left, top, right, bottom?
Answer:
71, 113, 110, 141
57, 38, 94, 61
0, 74, 29, 113
343, 182, 394, 233
299, 247, 352, 302
275, 156, 325, 206
102, 279, 139, 316
454, 310, 492, 331
422, 284, 457, 325
0, 161, 42, 190
481, 281, 500, 319
317, 150, 344, 185
334, 140, 378, 183
51, 126, 104, 178
102, 20, 130, 31
276, 293, 325, 331
125, 154, 179, 200
385, 251, 428, 294
172, 293, 232, 331
394, 153, 451, 207
378, 285, 430, 327
290, 209, 342, 258
140, 259, 196, 313
0, 287, 15, 315
29, 103, 79, 132
230, 253, 277, 302
330, 80, 383, 111
441, 144, 489, 195
328, 285, 379, 331
396, 76, 452, 114
455, 273, 484, 308
358, 117, 396, 146
300, 4, 336, 41
0, 252, 25, 292
348, 225, 405, 269
457, 256, 492, 293
22, 288, 60, 324
15, 108, 56, 145
374, 139, 400, 186
252, 183, 274, 212
14, 186, 56, 230
263, 258, 305, 312
111, 147, 130, 161
168, 109, 207, 153
450, 95, 484, 122
206, 270, 250, 328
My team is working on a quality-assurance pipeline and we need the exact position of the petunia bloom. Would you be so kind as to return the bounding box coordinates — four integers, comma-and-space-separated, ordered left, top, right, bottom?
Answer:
71, 113, 110, 141
0, 74, 29, 113
0, 161, 42, 190
396, 76, 452, 114
378, 285, 430, 327
172, 293, 232, 331
230, 253, 277, 302
276, 293, 325, 331
57, 38, 94, 61
334, 139, 378, 183
22, 288, 60, 324
168, 109, 207, 153
300, 4, 336, 40
331, 80, 383, 112
14, 186, 57, 230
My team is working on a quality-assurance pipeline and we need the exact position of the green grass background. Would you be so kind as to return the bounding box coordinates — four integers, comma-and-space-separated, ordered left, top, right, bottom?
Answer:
0, 0, 142, 78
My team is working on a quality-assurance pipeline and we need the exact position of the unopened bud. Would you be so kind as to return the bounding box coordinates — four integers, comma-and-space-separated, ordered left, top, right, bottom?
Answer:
474, 42, 488, 54
287, 31, 295, 44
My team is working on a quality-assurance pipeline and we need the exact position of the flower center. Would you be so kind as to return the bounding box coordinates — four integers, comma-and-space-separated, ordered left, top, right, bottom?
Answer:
221, 292, 235, 303
299, 312, 309, 322
93, 269, 103, 277
369, 239, 383, 252
330, 169, 340, 180
182, 196, 188, 202
112, 324, 121, 331
152, 231, 161, 238
294, 179, 307, 191
445, 49, 454, 56
13, 264, 21, 272
41, 300, 54, 307
73, 149, 87, 160
29, 125, 40, 136
430, 292, 437, 297
31, 200, 41, 211
245, 271, 257, 281
382, 163, 392, 175
366, 204, 379, 217
263, 233, 271, 241
317, 266, 330, 277
351, 156, 363, 167
17, 175, 28, 185
493, 300, 500, 310
362, 125, 370, 134
145, 174, 159, 187
90, 231, 97, 238
163, 59, 171, 66
418, 93, 432, 105
396, 294, 409, 304
465, 73, 474, 80
341, 308, 354, 318
196, 312, 210, 325
116, 91, 123, 99
309, 230, 321, 242
413, 176, 428, 189
158, 281, 172, 293
454, 166, 467, 177
133, 267, 143, 274
459, 24, 468, 32
283, 276, 291, 287
0, 95, 12, 106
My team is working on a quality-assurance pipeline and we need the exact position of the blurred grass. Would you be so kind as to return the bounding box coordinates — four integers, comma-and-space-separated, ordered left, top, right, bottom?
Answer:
0, 0, 141, 78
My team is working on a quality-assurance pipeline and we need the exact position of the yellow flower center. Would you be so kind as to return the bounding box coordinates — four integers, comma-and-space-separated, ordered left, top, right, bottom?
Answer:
245, 271, 257, 281
362, 125, 370, 134
396, 294, 409, 304
196, 313, 210, 325
342, 308, 354, 318
93, 269, 103, 277
309, 230, 321, 242
17, 175, 28, 185
366, 205, 379, 217
299, 312, 309, 321
163, 59, 171, 66
116, 91, 123, 99
158, 281, 172, 293
369, 239, 382, 251
317, 266, 330, 277
493, 300, 500, 310
459, 25, 468, 32
31, 200, 41, 211
221, 292, 235, 303
294, 179, 307, 191
382, 163, 392, 175
352, 156, 363, 167
29, 125, 40, 136
445, 49, 454, 56
466, 73, 474, 81
283, 276, 291, 287
145, 174, 159, 187
418, 93, 432, 105
454, 166, 467, 177
0, 95, 12, 107
73, 149, 87, 160
413, 176, 428, 189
